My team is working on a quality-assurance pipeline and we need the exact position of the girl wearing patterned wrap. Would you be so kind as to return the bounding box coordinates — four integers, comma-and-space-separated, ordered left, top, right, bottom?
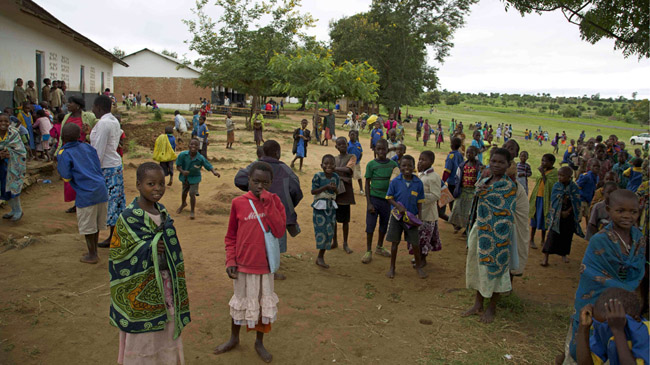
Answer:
541, 166, 585, 266
312, 154, 342, 268
462, 148, 516, 324
109, 163, 190, 365
0, 113, 27, 221
563, 189, 646, 362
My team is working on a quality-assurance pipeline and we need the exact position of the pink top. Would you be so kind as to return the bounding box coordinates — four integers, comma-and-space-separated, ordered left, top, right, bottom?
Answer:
32, 116, 52, 136
66, 116, 85, 141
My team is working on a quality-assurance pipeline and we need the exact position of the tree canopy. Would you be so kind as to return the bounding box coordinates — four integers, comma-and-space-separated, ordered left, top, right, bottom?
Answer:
184, 0, 315, 123
502, 0, 649, 59
329, 0, 476, 113
269, 48, 379, 126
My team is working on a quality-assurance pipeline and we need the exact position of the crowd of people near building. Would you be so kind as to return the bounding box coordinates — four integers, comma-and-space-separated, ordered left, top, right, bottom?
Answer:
1, 88, 648, 364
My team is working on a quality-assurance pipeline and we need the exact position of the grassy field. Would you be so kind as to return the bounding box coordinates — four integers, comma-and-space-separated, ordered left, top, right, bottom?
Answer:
282, 102, 646, 178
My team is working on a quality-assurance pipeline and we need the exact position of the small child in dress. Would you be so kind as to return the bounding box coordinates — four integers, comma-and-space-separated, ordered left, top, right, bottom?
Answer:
290, 119, 311, 171
529, 154, 557, 249
110, 162, 190, 365
363, 139, 399, 263
197, 116, 209, 158
32, 109, 52, 161
369, 121, 383, 158
586, 182, 618, 240
516, 151, 532, 195
312, 154, 342, 268
540, 166, 585, 266
216, 161, 286, 363
423, 119, 431, 146
623, 158, 644, 193
225, 111, 235, 149
152, 126, 177, 186
333, 137, 356, 254
175, 139, 220, 219
56, 123, 108, 264
253, 117, 264, 147
449, 146, 482, 234
347, 130, 364, 194
415, 151, 442, 268
576, 288, 649, 365
385, 155, 426, 279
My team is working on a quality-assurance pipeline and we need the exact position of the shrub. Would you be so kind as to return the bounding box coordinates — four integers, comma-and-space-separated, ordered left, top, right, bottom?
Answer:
595, 107, 614, 117
560, 106, 581, 118
153, 109, 163, 121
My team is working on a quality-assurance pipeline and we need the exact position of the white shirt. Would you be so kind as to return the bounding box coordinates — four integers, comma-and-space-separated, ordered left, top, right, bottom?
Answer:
418, 168, 441, 222
90, 113, 122, 169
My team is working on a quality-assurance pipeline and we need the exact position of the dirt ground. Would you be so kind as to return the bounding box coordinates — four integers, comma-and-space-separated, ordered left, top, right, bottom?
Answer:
0, 111, 587, 364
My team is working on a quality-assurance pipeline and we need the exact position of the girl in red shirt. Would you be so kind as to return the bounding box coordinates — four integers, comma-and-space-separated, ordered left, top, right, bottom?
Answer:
214, 161, 286, 362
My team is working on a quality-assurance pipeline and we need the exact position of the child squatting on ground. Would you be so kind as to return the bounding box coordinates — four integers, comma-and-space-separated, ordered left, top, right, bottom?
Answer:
56, 123, 108, 264
109, 162, 191, 364
216, 161, 286, 363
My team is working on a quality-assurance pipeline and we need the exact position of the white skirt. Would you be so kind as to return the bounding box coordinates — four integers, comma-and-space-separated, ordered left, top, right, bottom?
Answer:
229, 272, 279, 329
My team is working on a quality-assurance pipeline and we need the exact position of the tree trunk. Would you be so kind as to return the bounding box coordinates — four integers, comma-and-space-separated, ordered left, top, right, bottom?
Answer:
248, 94, 259, 130
312, 101, 319, 134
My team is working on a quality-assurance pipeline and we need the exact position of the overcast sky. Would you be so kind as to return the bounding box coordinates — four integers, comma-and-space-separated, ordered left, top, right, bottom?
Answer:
35, 0, 650, 99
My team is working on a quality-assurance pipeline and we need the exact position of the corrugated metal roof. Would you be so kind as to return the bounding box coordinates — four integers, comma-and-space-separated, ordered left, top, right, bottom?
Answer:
17, 0, 129, 67
122, 48, 200, 73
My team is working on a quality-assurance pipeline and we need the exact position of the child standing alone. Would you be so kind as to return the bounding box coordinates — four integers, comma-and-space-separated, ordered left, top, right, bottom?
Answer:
56, 123, 108, 264
312, 154, 343, 268
110, 162, 190, 364
152, 126, 177, 186
225, 111, 235, 149
290, 119, 311, 171
540, 166, 585, 266
215, 161, 286, 363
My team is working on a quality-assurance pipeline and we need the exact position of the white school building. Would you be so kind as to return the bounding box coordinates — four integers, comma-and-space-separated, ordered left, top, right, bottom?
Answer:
0, 0, 127, 109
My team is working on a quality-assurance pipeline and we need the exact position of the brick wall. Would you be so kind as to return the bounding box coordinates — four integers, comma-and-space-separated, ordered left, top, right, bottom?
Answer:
114, 77, 211, 104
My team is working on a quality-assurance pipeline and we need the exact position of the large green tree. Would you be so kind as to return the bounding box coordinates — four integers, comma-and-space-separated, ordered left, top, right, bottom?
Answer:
184, 0, 314, 127
269, 49, 379, 130
502, 0, 649, 59
329, 0, 476, 113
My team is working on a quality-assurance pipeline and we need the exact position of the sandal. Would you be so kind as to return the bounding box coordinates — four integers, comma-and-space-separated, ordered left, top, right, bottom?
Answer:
361, 251, 372, 264
375, 246, 391, 257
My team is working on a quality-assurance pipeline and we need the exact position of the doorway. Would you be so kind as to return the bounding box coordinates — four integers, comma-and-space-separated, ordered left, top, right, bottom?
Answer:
35, 51, 44, 101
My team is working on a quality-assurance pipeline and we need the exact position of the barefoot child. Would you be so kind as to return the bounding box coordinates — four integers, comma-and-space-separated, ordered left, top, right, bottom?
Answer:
385, 155, 426, 279
347, 130, 364, 194
541, 166, 584, 266
566, 189, 645, 362
576, 288, 649, 365
528, 154, 557, 249
197, 116, 209, 158
56, 123, 108, 263
176, 139, 220, 219
225, 111, 235, 149
449, 146, 482, 234
333, 137, 356, 254
312, 154, 342, 268
363, 139, 398, 263
369, 121, 383, 158
215, 161, 285, 363
415, 151, 442, 267
0, 113, 26, 221
32, 109, 51, 161
253, 116, 264, 147
109, 162, 190, 364
153, 126, 177, 186
463, 148, 517, 323
290, 119, 311, 171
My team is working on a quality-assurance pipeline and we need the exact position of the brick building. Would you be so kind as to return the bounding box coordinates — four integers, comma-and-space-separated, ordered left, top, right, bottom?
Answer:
113, 48, 211, 110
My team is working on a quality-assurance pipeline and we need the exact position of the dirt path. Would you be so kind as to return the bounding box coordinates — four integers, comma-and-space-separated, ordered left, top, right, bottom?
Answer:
0, 117, 585, 364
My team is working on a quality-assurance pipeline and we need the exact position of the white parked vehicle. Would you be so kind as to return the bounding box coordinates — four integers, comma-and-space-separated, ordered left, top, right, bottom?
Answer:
629, 133, 650, 145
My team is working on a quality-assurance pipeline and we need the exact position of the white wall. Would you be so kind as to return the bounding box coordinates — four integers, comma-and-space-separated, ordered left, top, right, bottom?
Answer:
114, 50, 199, 78
0, 1, 115, 95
